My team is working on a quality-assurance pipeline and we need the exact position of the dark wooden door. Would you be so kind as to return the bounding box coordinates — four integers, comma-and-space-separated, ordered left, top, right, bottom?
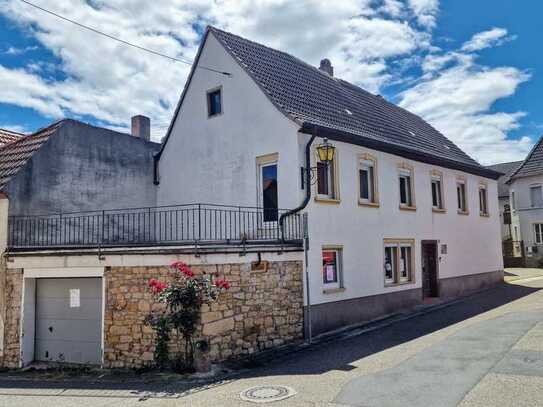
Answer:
422, 242, 438, 298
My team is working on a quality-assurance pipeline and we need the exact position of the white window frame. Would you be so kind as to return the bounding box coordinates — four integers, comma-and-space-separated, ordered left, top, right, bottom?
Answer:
530, 184, 543, 208
384, 239, 415, 286
358, 154, 378, 206
431, 170, 444, 211
479, 182, 489, 216
256, 153, 279, 226
315, 150, 340, 202
398, 164, 415, 210
456, 178, 468, 214
534, 223, 543, 245
322, 246, 343, 289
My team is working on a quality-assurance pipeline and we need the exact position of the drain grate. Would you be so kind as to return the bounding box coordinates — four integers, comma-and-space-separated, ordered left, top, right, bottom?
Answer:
240, 385, 296, 403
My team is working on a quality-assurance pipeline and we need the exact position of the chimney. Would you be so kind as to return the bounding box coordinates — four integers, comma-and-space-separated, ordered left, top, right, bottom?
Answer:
131, 115, 150, 141
319, 58, 333, 76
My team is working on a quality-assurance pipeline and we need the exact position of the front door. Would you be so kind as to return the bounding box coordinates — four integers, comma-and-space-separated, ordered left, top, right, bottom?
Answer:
422, 241, 439, 298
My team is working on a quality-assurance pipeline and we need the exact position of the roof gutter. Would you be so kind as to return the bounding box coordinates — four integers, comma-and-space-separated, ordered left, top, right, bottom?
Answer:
279, 129, 317, 242
300, 122, 503, 180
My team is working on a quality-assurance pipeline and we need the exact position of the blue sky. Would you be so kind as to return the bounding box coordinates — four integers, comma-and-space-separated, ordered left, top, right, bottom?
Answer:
0, 0, 540, 165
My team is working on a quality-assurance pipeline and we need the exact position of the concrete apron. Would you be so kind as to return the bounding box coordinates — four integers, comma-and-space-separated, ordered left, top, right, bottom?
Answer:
335, 310, 543, 407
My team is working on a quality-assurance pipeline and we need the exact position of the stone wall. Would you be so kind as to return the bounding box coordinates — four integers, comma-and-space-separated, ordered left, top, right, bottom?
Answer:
104, 260, 303, 368
1, 269, 22, 368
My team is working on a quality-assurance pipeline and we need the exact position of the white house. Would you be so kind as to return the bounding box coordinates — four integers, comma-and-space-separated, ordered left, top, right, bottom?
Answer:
507, 136, 543, 267
156, 27, 504, 335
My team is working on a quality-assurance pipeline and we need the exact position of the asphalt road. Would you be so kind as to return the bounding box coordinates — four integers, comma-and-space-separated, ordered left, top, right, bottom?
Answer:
1, 268, 542, 407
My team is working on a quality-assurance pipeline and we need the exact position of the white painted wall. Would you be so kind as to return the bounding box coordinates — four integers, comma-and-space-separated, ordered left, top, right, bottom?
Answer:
157, 31, 503, 308
304, 139, 503, 305
20, 277, 35, 367
158, 32, 301, 210
510, 174, 543, 248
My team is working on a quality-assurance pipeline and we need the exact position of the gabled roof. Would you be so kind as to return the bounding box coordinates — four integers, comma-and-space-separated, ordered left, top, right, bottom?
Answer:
508, 135, 543, 181
0, 121, 64, 190
159, 26, 500, 179
0, 129, 24, 147
486, 161, 522, 197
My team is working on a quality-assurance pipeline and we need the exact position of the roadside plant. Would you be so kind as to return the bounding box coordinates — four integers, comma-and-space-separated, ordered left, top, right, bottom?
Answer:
145, 261, 230, 372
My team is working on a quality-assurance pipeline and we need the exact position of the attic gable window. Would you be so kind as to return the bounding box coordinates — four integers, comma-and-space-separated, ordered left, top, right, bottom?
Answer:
207, 87, 222, 117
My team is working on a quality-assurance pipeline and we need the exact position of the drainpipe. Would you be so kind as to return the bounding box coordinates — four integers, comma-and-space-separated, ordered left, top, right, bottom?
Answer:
278, 128, 317, 344
278, 130, 317, 240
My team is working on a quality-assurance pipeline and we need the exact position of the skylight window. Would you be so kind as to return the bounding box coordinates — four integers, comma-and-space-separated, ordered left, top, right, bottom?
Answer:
344, 109, 353, 115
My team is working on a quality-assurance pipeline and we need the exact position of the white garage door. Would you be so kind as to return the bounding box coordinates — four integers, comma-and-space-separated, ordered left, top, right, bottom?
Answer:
35, 278, 102, 365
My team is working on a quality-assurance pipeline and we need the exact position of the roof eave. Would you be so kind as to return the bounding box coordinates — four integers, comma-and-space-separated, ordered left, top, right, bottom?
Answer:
300, 122, 502, 180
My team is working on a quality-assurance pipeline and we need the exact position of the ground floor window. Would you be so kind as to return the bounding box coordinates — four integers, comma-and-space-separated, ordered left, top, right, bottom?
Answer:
384, 239, 415, 285
322, 247, 343, 288
534, 223, 543, 244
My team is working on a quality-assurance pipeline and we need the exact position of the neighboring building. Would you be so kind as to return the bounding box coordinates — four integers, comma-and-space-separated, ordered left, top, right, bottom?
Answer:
486, 161, 522, 241
156, 27, 503, 335
0, 129, 23, 147
507, 136, 543, 266
0, 27, 504, 369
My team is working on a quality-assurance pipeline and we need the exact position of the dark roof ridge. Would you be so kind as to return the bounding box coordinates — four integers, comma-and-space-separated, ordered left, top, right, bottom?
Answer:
507, 135, 543, 181
208, 26, 339, 86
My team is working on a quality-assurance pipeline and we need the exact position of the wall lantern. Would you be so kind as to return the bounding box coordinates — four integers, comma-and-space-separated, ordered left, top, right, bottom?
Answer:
316, 138, 335, 165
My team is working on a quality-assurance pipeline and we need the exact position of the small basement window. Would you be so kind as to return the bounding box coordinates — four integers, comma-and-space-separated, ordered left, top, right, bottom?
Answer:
207, 88, 222, 117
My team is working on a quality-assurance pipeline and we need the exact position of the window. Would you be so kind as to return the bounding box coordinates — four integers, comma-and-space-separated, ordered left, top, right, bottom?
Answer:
457, 179, 468, 214
316, 153, 339, 201
431, 171, 444, 211
530, 185, 543, 207
257, 153, 279, 223
358, 154, 378, 205
479, 183, 489, 216
398, 164, 415, 209
384, 240, 414, 285
511, 191, 516, 210
535, 224, 543, 244
322, 247, 343, 288
207, 88, 222, 117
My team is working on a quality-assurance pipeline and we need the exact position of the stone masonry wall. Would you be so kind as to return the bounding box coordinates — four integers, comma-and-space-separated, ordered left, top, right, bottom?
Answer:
1, 269, 23, 368
104, 260, 303, 368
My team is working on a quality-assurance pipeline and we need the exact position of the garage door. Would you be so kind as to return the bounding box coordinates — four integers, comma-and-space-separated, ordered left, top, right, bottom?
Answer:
35, 278, 102, 365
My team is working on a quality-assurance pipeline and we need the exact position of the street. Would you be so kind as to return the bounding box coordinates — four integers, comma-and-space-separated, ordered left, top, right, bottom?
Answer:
1, 269, 542, 407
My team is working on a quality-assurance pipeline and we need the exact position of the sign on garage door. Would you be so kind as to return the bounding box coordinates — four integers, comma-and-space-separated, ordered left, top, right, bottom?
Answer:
35, 278, 102, 365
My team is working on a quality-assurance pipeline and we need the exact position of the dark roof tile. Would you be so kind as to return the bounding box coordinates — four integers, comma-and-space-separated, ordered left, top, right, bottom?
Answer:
508, 136, 543, 180
486, 161, 522, 197
209, 27, 484, 171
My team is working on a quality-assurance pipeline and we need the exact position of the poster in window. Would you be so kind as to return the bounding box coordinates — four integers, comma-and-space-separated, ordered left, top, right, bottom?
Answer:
400, 258, 405, 274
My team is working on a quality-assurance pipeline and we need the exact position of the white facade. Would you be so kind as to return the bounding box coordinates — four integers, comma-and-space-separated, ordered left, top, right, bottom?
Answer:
158, 31, 503, 318
509, 174, 543, 261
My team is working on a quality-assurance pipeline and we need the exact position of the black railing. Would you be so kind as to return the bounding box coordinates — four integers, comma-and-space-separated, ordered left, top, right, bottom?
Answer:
7, 203, 303, 250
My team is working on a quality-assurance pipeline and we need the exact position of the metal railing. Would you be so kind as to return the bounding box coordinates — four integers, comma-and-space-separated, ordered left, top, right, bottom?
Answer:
7, 203, 303, 250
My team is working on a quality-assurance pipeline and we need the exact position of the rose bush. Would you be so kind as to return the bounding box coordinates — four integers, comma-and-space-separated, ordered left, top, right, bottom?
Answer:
145, 261, 229, 371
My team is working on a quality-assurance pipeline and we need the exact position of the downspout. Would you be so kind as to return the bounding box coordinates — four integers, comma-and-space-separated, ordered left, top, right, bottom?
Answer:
278, 128, 317, 344
278, 130, 317, 240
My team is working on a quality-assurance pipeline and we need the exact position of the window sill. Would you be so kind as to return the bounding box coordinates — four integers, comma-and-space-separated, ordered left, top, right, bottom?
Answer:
322, 287, 346, 295
399, 205, 417, 211
432, 208, 446, 213
480, 213, 490, 218
315, 196, 341, 205
457, 210, 470, 216
358, 200, 380, 208
385, 280, 414, 288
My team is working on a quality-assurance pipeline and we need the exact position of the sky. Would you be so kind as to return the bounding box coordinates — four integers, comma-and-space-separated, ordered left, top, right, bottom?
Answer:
0, 0, 540, 165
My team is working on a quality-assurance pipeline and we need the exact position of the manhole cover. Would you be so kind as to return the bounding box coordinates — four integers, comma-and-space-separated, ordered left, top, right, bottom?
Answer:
240, 385, 296, 403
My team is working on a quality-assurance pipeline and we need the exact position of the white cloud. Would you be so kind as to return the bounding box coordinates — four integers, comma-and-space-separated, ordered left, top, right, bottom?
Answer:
0, 123, 27, 133
4, 45, 38, 55
461, 27, 514, 52
0, 0, 433, 136
407, 0, 439, 29
400, 54, 531, 165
